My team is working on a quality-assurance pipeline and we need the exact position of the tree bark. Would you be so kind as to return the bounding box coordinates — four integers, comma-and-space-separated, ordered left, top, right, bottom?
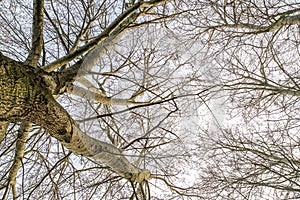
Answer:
0, 53, 150, 183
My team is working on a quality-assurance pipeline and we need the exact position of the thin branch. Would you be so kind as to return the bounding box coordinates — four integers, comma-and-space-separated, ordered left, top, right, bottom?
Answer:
43, 0, 170, 72
43, 1, 143, 72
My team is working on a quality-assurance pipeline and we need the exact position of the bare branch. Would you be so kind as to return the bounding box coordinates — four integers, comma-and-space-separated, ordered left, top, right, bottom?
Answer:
7, 122, 31, 199
43, 0, 169, 72
66, 84, 149, 105
25, 0, 44, 66
43, 1, 142, 72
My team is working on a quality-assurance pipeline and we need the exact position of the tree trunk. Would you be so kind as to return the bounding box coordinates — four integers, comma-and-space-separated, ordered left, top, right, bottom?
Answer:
0, 53, 150, 183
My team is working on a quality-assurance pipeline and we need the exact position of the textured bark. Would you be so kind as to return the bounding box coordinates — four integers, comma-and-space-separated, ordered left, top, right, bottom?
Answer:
25, 0, 44, 66
7, 1, 45, 196
0, 121, 9, 144
8, 122, 31, 186
0, 54, 47, 121
0, 53, 150, 182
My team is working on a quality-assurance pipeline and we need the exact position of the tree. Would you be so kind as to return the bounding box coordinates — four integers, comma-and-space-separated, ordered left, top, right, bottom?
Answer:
0, 0, 206, 199
2, 0, 300, 199
185, 0, 300, 199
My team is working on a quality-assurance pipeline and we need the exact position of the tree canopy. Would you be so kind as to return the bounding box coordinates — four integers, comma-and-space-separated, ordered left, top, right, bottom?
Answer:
1, 0, 300, 199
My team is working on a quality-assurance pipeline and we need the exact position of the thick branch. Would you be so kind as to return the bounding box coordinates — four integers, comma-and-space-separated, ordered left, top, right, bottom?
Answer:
8, 122, 31, 196
64, 124, 150, 182
44, 0, 169, 72
25, 0, 44, 66
43, 1, 142, 72
66, 84, 149, 105
269, 14, 300, 31
36, 98, 150, 182
208, 14, 300, 33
